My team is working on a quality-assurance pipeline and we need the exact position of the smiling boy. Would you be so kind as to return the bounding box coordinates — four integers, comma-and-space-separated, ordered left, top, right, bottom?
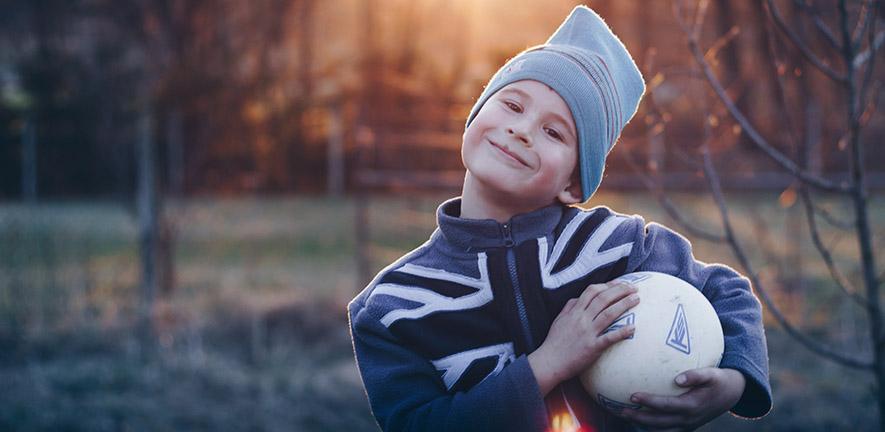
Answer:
349, 6, 771, 431
461, 81, 582, 221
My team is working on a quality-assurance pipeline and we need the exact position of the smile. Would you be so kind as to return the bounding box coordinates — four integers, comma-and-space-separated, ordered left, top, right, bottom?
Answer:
488, 139, 530, 168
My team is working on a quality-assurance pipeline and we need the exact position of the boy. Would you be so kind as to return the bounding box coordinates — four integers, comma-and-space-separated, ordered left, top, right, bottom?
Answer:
348, 6, 771, 431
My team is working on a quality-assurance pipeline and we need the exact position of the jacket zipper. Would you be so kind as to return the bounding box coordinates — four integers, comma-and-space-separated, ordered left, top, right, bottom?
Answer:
504, 223, 582, 429
503, 223, 534, 350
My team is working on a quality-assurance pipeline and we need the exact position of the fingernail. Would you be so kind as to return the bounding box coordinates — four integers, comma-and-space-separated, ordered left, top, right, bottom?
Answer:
676, 374, 687, 385
630, 395, 639, 403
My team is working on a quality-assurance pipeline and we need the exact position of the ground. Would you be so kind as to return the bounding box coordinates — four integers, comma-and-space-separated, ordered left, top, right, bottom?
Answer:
0, 192, 880, 431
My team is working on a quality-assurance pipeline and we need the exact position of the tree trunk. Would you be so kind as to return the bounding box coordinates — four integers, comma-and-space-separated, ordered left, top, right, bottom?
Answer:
837, 2, 883, 426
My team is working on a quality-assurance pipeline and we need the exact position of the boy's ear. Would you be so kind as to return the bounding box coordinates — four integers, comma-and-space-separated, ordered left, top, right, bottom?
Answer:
557, 177, 583, 205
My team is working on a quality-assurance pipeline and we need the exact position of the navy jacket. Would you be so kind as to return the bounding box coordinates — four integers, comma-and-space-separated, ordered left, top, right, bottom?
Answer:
349, 198, 772, 431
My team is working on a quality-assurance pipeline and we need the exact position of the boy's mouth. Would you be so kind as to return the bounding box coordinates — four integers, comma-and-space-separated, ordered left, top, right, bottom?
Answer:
488, 139, 530, 168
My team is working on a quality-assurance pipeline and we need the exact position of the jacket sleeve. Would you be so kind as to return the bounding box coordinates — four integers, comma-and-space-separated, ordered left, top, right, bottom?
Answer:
618, 215, 772, 419
348, 297, 549, 432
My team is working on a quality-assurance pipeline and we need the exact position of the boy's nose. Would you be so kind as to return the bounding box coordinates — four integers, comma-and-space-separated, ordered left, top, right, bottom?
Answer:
506, 127, 532, 147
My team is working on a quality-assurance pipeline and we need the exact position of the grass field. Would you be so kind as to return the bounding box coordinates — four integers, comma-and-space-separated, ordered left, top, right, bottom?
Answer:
0, 191, 881, 431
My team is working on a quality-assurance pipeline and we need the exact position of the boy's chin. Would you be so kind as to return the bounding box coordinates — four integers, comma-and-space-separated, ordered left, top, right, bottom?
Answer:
469, 173, 521, 195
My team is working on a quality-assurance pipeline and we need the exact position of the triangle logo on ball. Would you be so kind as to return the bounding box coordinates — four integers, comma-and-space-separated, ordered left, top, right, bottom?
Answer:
666, 304, 691, 355
603, 313, 635, 340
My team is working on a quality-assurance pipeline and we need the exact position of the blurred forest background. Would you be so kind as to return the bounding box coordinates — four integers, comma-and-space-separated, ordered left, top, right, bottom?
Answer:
0, 0, 883, 430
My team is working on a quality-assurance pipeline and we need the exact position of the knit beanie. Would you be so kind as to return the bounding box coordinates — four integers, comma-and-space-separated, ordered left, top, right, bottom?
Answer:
465, 5, 645, 202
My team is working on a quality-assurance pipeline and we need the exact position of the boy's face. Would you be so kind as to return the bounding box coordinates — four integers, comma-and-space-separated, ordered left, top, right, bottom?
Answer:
462, 80, 581, 209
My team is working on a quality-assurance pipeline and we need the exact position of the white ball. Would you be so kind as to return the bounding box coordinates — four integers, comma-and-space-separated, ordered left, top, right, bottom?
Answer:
579, 271, 724, 413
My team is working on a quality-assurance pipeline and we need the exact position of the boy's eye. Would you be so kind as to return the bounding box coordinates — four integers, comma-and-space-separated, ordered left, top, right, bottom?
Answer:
545, 127, 563, 141
504, 101, 522, 113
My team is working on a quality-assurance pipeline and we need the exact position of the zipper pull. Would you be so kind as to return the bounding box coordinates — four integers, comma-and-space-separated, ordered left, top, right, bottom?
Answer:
502, 223, 514, 247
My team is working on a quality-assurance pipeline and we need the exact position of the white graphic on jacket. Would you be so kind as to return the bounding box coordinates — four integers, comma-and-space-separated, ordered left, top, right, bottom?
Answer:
366, 209, 635, 391
431, 343, 516, 390
373, 253, 493, 327
539, 210, 633, 289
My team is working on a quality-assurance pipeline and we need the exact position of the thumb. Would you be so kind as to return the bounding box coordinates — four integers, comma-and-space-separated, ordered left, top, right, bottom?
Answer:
675, 367, 717, 387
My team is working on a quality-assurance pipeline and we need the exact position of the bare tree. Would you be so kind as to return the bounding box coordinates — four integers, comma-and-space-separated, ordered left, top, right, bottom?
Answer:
636, 0, 883, 427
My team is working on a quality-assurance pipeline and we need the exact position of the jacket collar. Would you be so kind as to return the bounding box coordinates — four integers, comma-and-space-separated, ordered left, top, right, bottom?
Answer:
436, 197, 564, 252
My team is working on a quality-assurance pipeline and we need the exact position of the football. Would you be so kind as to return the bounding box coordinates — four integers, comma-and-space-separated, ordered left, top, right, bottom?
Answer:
579, 271, 724, 413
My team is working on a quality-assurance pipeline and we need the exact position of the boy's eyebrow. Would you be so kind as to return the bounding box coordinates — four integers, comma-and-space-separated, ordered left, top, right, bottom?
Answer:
500, 87, 577, 141
499, 87, 531, 101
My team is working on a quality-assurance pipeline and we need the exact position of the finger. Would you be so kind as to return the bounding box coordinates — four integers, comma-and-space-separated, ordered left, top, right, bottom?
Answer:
608, 280, 636, 291
675, 367, 718, 388
585, 283, 637, 321
560, 297, 579, 316
618, 407, 685, 429
574, 283, 606, 311
629, 392, 693, 414
591, 290, 640, 333
598, 323, 635, 347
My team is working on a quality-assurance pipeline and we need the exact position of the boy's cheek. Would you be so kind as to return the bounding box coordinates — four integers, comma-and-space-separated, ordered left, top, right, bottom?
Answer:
461, 131, 483, 159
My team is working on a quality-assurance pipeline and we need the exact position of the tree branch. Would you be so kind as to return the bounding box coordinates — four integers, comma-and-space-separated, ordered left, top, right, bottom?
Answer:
851, 0, 875, 50
858, 7, 881, 122
840, 0, 884, 362
636, 48, 727, 244
698, 143, 873, 370
811, 199, 855, 230
674, 3, 852, 193
792, 0, 841, 50
799, 185, 869, 308
760, 4, 856, 232
691, 0, 711, 41
766, 0, 849, 83
853, 29, 885, 68
703, 24, 740, 62
746, 209, 788, 279
760, 4, 803, 160
620, 149, 726, 243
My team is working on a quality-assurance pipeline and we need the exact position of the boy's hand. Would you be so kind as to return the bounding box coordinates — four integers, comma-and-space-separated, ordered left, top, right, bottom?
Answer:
528, 282, 639, 396
618, 367, 746, 431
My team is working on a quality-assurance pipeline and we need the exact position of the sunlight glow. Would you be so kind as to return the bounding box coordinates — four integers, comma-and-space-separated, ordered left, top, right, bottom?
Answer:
548, 412, 585, 432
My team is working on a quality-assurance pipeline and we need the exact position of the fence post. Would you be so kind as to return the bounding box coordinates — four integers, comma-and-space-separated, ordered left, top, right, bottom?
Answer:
136, 106, 158, 354
328, 105, 345, 196
354, 191, 371, 292
353, 123, 374, 292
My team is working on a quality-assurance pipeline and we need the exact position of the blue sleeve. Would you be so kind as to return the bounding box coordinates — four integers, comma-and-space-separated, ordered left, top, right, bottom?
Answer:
348, 298, 549, 432
619, 216, 772, 419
